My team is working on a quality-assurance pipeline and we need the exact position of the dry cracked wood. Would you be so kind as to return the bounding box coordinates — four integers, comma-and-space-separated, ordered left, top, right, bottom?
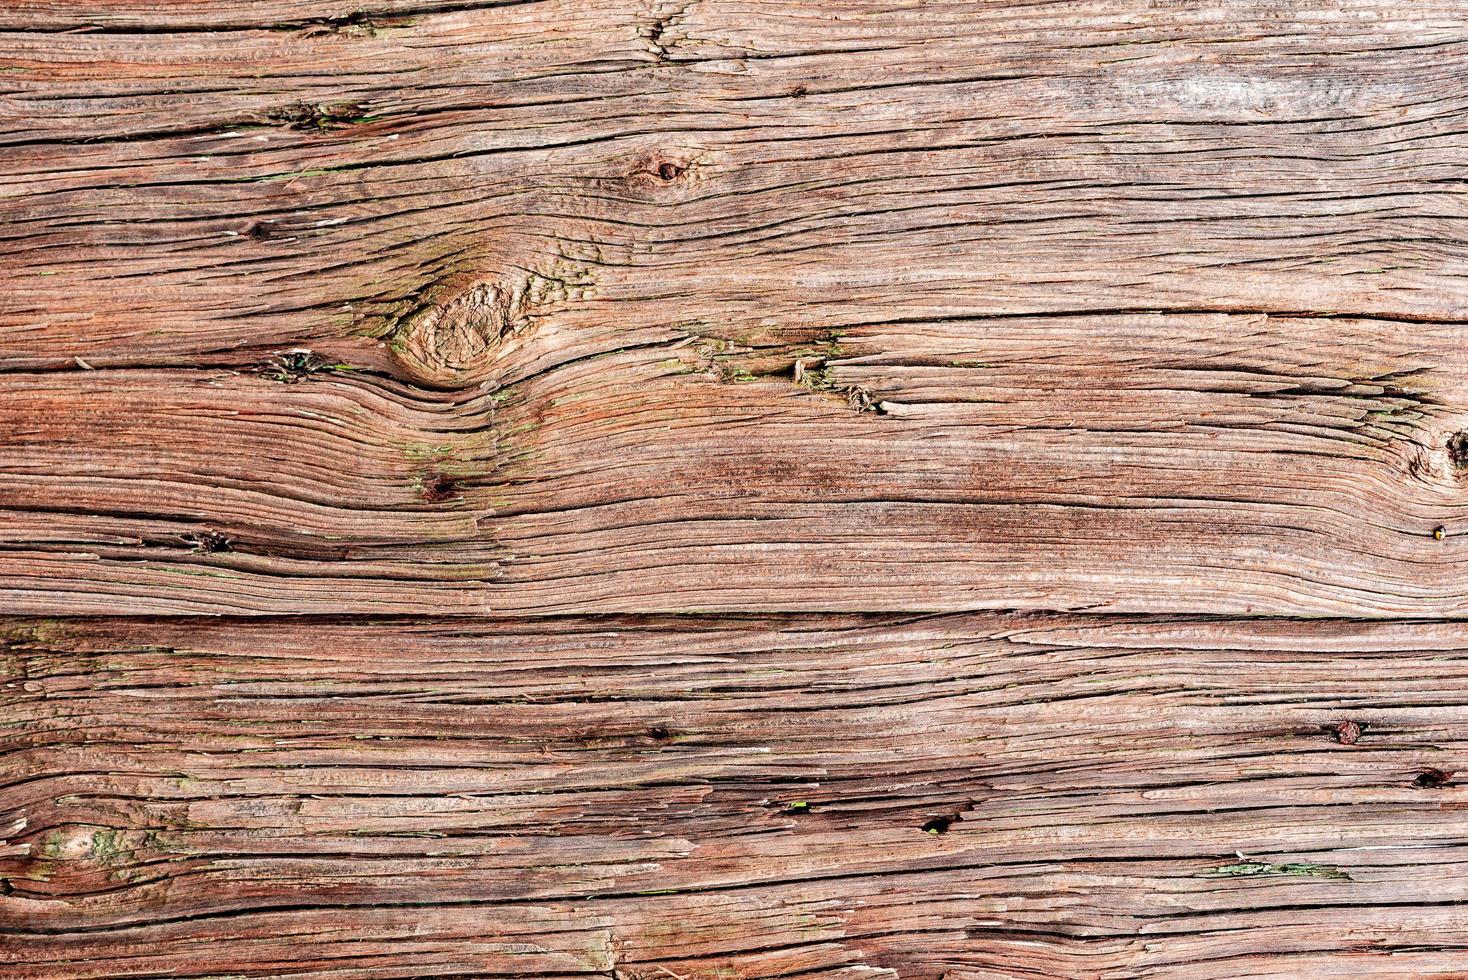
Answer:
5, 614, 1468, 978
3, 0, 1468, 616
4, 0, 1468, 977
3, 311, 1468, 616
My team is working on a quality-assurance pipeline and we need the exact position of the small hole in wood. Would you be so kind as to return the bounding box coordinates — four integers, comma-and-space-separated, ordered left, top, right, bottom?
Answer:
1413, 767, 1452, 789
656, 161, 684, 181
419, 471, 458, 503
647, 726, 672, 741
921, 815, 956, 834
1449, 432, 1468, 469
261, 349, 336, 383
185, 530, 232, 555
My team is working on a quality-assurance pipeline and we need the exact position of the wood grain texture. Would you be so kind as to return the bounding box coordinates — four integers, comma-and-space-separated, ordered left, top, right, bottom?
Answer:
2, 310, 1467, 616
5, 614, 1468, 978
4, 0, 1468, 616
4, 0, 1468, 975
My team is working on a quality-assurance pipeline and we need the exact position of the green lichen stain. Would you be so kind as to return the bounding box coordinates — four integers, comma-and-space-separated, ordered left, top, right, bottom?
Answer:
1202, 861, 1350, 880
261, 349, 357, 383
89, 829, 124, 861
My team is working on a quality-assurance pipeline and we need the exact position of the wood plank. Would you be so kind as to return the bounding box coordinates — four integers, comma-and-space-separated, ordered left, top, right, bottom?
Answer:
4, 613, 1468, 977
2, 309, 1466, 616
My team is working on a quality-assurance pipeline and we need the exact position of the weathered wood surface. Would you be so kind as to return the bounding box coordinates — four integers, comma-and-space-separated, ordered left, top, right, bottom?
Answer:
5, 311, 1468, 617
4, 0, 1468, 976
4, 0, 1468, 616
6, 614, 1468, 978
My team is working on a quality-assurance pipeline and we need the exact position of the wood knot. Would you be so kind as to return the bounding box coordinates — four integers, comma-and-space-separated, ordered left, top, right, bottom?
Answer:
389, 281, 528, 388
633, 156, 690, 187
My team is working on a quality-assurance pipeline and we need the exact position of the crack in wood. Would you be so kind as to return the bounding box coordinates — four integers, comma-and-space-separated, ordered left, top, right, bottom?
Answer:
5, 0, 1468, 971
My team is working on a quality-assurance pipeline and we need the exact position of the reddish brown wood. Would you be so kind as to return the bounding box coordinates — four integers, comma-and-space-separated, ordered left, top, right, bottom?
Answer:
5, 614, 1468, 978
2, 0, 1468, 615
3, 0, 1468, 975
